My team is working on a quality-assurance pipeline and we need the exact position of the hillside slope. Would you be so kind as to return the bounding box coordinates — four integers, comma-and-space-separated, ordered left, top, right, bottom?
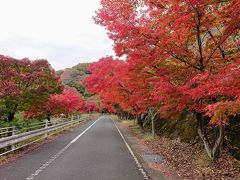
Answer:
57, 63, 91, 97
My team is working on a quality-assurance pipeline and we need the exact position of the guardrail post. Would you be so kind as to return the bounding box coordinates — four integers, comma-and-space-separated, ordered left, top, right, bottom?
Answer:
71, 115, 75, 128
45, 120, 48, 138
77, 115, 80, 121
71, 115, 73, 121
11, 126, 16, 150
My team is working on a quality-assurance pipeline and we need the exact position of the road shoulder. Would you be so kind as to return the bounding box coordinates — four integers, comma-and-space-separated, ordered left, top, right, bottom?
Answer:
113, 117, 181, 180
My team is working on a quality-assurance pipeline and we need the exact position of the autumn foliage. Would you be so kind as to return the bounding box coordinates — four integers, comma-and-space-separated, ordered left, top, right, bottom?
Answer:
84, 0, 240, 159
0, 54, 94, 124
25, 88, 86, 120
85, 100, 100, 113
0, 55, 63, 121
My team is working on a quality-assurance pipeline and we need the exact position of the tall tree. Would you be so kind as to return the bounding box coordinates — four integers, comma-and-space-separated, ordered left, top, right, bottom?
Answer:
88, 0, 240, 159
0, 55, 63, 121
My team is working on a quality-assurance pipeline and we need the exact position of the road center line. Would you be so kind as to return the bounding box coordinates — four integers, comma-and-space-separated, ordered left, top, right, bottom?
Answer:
112, 119, 149, 180
25, 117, 100, 180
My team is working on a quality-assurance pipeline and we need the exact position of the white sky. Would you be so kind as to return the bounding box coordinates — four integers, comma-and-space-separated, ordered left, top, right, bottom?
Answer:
0, 0, 114, 70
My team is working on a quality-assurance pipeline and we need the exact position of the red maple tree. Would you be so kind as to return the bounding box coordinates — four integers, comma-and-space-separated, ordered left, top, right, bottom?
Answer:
25, 88, 85, 121
84, 0, 240, 159
0, 55, 63, 121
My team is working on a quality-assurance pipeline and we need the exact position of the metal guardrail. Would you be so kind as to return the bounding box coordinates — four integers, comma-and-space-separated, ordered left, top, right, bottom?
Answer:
0, 126, 14, 137
0, 115, 85, 156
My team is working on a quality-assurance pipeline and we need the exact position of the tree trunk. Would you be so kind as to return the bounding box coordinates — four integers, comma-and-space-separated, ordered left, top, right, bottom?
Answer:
149, 108, 158, 137
137, 114, 145, 129
7, 112, 15, 121
7, 104, 18, 122
195, 112, 224, 160
139, 113, 146, 128
126, 113, 129, 120
151, 116, 155, 137
134, 115, 137, 125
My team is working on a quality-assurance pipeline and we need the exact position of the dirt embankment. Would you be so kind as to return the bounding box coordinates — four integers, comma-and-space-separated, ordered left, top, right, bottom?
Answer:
120, 119, 240, 179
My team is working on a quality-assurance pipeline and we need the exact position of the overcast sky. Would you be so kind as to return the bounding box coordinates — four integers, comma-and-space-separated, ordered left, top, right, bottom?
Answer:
0, 0, 114, 70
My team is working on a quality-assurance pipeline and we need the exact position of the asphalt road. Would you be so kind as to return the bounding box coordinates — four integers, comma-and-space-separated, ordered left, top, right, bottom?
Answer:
0, 116, 146, 180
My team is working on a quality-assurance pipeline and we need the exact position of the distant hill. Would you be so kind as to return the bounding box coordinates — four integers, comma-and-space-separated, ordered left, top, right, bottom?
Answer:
57, 63, 91, 98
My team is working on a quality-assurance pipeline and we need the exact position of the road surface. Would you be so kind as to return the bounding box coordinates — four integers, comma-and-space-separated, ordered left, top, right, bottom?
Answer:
0, 116, 146, 180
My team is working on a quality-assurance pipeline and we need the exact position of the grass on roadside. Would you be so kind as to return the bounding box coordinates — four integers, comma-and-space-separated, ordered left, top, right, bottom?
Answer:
121, 119, 143, 135
143, 133, 155, 141
121, 119, 155, 142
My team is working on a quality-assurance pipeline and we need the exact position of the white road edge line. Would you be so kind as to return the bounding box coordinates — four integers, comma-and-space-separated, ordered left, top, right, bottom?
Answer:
112, 119, 150, 180
25, 117, 100, 180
